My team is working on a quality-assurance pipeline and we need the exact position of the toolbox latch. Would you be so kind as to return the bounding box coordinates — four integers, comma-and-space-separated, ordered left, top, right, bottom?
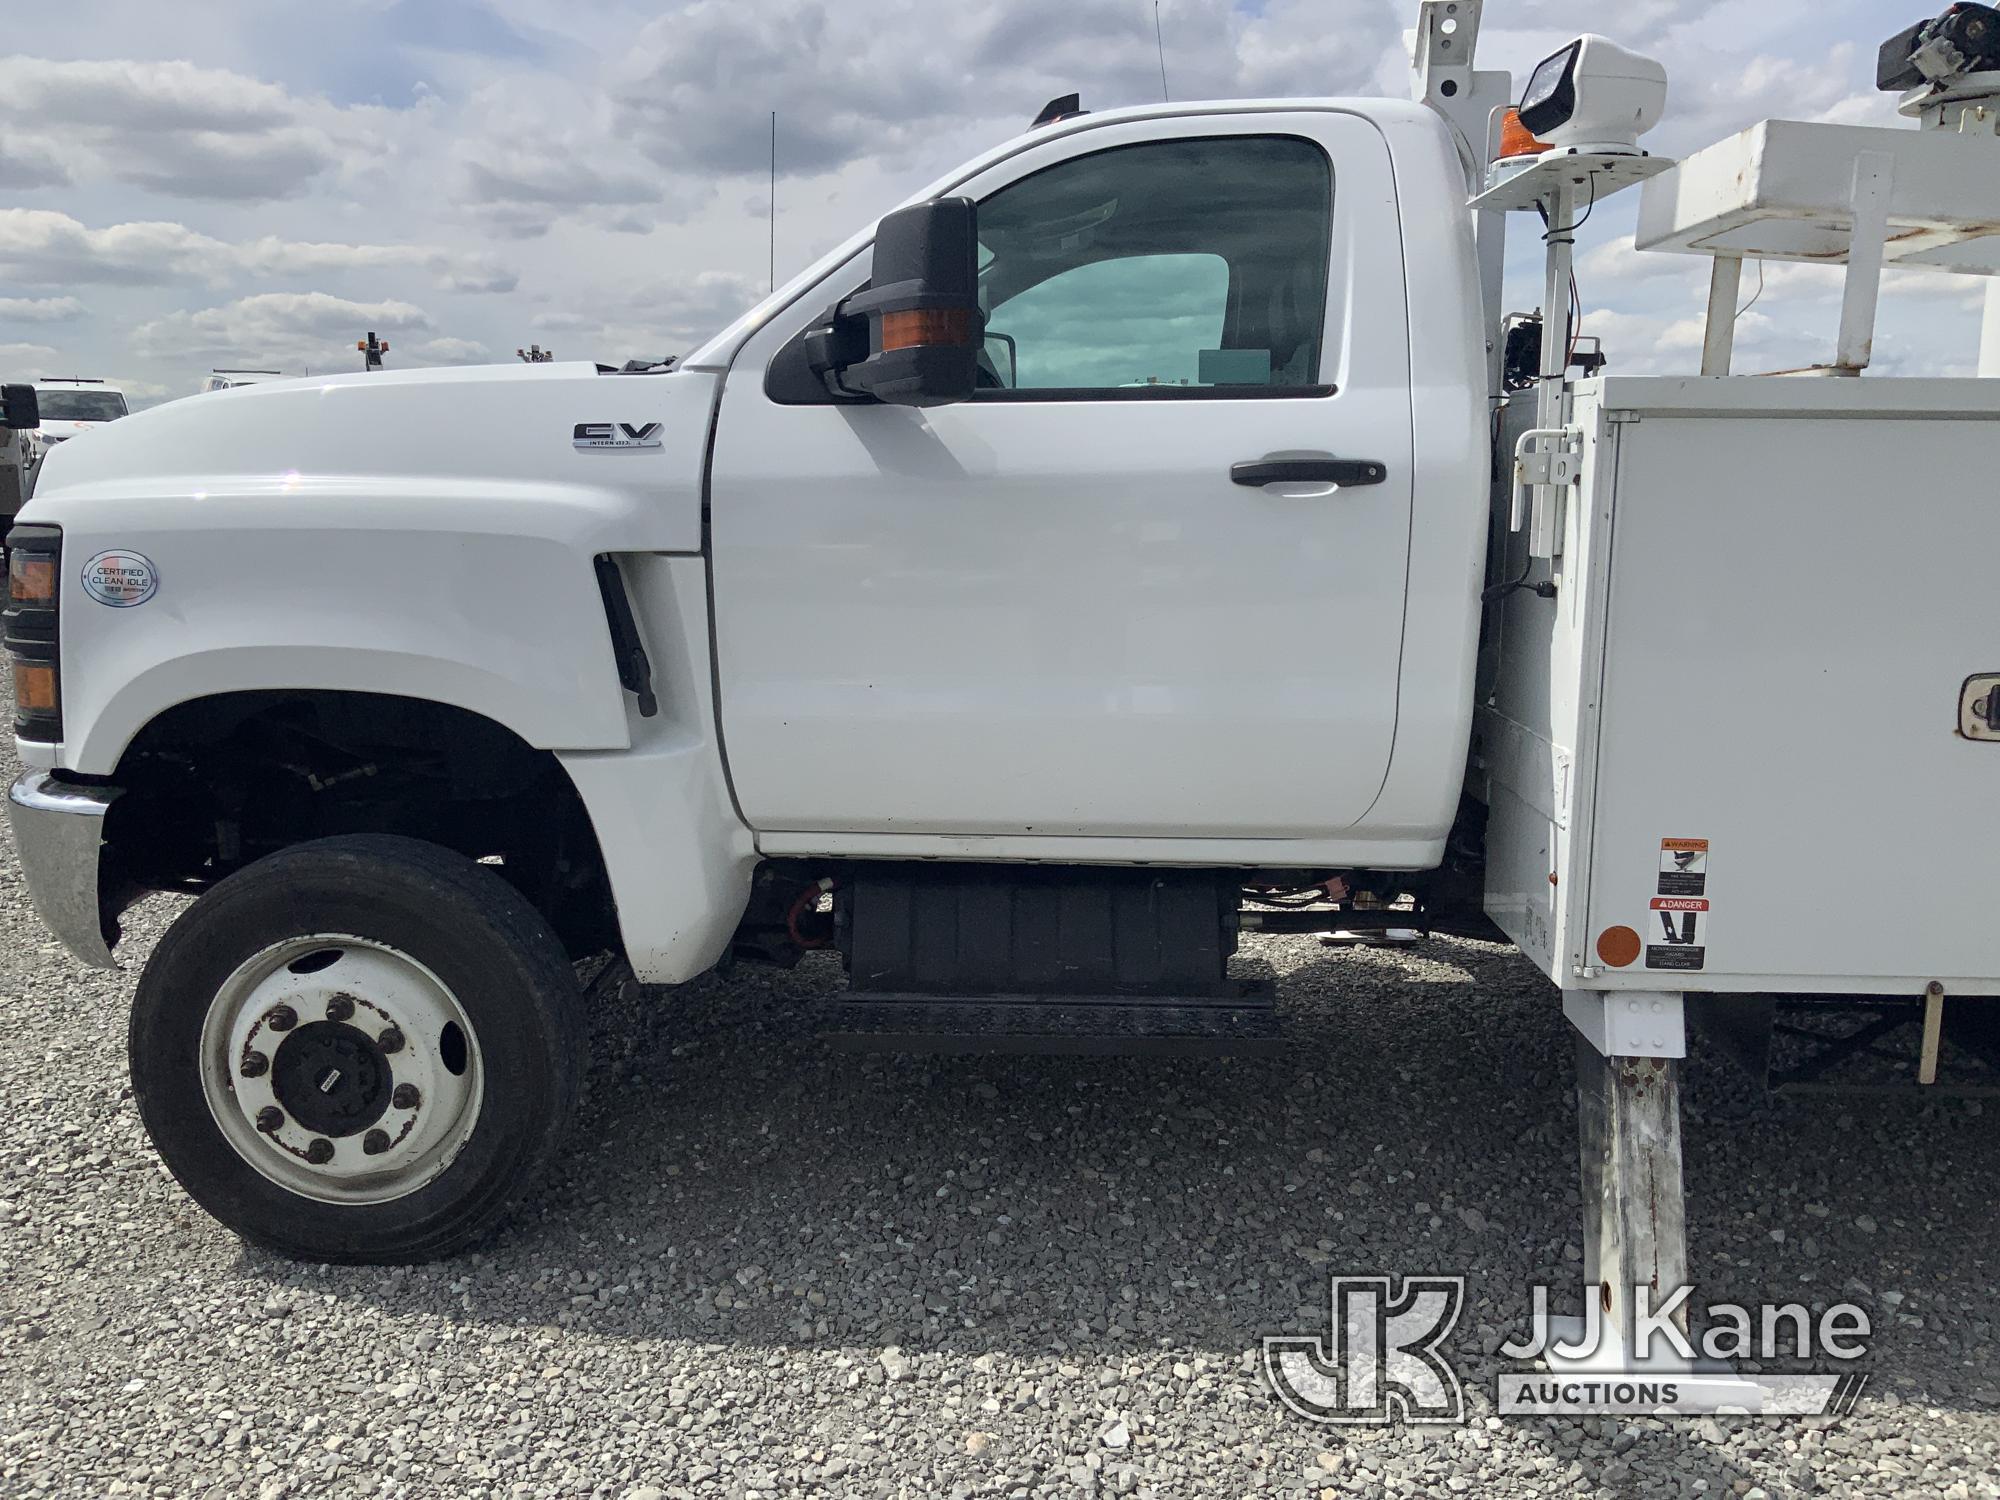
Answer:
1960, 674, 2000, 741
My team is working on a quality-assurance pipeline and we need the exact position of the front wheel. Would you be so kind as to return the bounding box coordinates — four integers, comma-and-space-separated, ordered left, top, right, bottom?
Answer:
131, 835, 586, 1262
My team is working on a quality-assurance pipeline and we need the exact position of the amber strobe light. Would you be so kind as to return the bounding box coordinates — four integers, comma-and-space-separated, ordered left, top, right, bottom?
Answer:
879, 307, 974, 352
4, 525, 62, 741
1498, 107, 1552, 160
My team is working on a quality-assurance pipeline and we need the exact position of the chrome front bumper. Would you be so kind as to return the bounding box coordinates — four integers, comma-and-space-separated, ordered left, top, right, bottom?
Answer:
6, 770, 121, 967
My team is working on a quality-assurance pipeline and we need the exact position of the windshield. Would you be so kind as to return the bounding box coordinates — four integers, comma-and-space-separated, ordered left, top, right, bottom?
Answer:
38, 390, 128, 422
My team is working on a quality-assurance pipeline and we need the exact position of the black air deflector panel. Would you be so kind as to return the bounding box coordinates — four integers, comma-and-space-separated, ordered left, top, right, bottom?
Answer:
838, 866, 1240, 998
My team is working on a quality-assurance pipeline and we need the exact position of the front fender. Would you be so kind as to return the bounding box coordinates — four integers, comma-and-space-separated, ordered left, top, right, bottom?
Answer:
53, 521, 632, 775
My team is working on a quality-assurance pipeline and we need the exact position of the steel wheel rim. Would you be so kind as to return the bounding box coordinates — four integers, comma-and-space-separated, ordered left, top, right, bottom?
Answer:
197, 935, 486, 1206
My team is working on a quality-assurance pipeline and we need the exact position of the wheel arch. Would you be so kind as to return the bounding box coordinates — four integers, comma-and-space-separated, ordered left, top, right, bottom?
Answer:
67, 643, 630, 778
101, 687, 621, 959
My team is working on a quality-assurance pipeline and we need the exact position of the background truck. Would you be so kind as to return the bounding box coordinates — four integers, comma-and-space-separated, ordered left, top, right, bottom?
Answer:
198, 370, 284, 394
25, 377, 130, 466
0, 385, 40, 549
5, 2, 1994, 1344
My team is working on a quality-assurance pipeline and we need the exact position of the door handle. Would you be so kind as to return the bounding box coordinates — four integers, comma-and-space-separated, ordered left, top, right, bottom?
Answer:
1230, 458, 1387, 488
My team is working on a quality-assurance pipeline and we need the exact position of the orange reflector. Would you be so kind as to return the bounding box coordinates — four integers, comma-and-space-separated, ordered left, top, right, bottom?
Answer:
9, 553, 55, 607
14, 663, 56, 712
1596, 925, 1642, 968
1498, 107, 1551, 160
880, 308, 973, 352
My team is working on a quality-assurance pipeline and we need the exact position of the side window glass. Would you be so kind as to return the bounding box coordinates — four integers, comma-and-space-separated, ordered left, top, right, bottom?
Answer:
975, 135, 1332, 397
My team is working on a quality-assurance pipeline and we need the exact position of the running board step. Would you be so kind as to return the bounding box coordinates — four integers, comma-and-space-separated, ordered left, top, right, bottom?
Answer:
819, 983, 1282, 1057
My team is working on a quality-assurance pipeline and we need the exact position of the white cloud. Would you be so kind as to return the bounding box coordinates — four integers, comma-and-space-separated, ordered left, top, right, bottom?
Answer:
526, 269, 764, 365
0, 296, 86, 323
407, 336, 495, 364
0, 343, 62, 379
1576, 236, 1707, 288
0, 56, 397, 201
0, 209, 513, 293
451, 79, 689, 239
603, 0, 1394, 183
0, 138, 71, 190
131, 292, 437, 370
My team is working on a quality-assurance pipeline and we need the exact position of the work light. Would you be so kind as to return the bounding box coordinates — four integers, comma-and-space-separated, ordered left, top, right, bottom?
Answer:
1518, 35, 1667, 156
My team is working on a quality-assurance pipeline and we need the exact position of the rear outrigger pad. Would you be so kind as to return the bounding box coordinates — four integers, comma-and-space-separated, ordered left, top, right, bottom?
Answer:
818, 981, 1282, 1057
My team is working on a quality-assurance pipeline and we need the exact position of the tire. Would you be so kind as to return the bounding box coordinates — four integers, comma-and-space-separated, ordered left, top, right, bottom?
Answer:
130, 834, 586, 1263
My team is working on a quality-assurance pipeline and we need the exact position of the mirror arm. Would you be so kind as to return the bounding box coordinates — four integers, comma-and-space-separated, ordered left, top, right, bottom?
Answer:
801, 302, 871, 400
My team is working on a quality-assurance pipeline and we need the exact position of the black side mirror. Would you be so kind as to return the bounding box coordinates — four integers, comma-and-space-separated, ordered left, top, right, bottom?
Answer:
1, 384, 39, 431
833, 197, 984, 407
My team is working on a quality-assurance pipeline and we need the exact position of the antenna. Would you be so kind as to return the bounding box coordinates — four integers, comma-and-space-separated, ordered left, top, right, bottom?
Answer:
769, 110, 777, 295
1154, 1, 1170, 102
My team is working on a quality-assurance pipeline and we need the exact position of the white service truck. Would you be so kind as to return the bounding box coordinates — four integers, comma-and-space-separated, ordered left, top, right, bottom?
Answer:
26, 377, 130, 464
7, 4, 1997, 1326
0, 386, 40, 548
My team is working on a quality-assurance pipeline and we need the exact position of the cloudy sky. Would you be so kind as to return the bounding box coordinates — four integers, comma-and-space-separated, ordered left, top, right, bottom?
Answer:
0, 0, 1970, 406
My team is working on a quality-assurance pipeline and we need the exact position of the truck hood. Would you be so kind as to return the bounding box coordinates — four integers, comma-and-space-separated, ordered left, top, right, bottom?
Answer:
24, 360, 717, 556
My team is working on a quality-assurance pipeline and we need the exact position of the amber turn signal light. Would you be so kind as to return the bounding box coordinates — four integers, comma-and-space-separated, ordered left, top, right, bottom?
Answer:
879, 308, 974, 352
1498, 107, 1552, 160
13, 662, 57, 712
9, 552, 55, 608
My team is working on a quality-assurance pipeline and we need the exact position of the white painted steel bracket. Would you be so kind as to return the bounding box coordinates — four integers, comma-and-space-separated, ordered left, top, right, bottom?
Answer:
1511, 425, 1581, 555
1563, 989, 1686, 1058
1410, 1, 1514, 395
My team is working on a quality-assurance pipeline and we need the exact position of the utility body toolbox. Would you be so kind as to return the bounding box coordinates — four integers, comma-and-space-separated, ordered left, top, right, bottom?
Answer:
1481, 376, 2000, 999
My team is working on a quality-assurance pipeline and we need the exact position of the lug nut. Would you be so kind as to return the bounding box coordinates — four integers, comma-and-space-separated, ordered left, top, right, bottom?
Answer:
255, 1106, 284, 1133
266, 1005, 297, 1032
304, 1138, 335, 1165
377, 1027, 405, 1054
240, 1050, 269, 1079
362, 1128, 391, 1156
325, 995, 355, 1023
391, 1083, 421, 1110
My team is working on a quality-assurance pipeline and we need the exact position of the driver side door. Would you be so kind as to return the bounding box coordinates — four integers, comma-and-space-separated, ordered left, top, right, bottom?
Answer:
708, 111, 1413, 846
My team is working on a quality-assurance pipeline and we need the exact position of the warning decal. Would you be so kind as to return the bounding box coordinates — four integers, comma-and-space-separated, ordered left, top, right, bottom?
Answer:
1658, 838, 1708, 897
1646, 896, 1707, 972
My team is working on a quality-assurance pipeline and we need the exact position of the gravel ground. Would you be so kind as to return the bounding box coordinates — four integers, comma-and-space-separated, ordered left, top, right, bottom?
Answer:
3, 733, 1997, 1498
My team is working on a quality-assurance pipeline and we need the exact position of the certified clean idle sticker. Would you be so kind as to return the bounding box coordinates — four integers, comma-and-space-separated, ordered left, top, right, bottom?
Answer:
80, 550, 159, 607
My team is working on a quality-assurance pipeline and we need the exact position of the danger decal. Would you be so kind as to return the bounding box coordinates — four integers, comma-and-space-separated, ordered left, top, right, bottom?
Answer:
1645, 896, 1707, 972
